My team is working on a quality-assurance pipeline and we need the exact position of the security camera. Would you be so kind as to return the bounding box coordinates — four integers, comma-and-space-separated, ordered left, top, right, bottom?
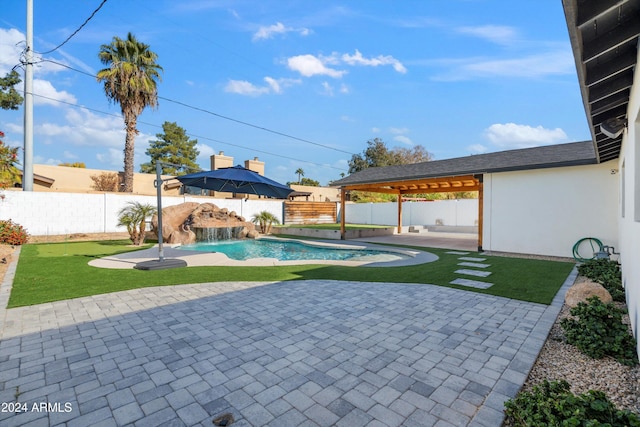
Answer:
600, 118, 626, 139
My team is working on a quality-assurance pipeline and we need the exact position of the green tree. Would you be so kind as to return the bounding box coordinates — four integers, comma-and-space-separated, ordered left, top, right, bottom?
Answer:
300, 177, 319, 186
251, 211, 280, 234
0, 70, 24, 110
348, 138, 433, 173
295, 168, 304, 184
59, 162, 86, 168
0, 131, 20, 189
117, 201, 157, 245
140, 121, 199, 175
97, 32, 163, 192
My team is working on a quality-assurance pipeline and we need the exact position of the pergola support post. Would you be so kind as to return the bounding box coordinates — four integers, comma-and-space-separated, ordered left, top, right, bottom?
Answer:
397, 193, 402, 234
340, 188, 346, 240
476, 174, 484, 252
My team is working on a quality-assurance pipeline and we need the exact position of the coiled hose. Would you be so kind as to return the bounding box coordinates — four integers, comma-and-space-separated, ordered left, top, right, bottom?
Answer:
572, 237, 604, 262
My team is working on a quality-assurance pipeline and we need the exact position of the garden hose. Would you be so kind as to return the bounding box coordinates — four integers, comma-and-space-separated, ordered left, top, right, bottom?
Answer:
572, 237, 604, 262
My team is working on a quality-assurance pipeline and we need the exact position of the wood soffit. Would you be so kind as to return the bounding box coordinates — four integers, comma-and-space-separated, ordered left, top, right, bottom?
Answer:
341, 174, 481, 194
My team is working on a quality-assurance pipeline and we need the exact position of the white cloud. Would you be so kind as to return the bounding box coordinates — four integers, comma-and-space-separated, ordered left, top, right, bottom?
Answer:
252, 22, 311, 41
0, 28, 24, 74
433, 49, 574, 81
225, 77, 301, 96
339, 83, 349, 94
321, 81, 334, 96
96, 148, 123, 168
63, 150, 78, 159
341, 115, 355, 122
389, 127, 409, 135
287, 54, 346, 78
456, 25, 519, 45
196, 143, 215, 164
371, 127, 381, 133
33, 79, 77, 106
484, 123, 568, 149
393, 135, 413, 145
33, 155, 63, 165
342, 49, 407, 74
467, 144, 488, 154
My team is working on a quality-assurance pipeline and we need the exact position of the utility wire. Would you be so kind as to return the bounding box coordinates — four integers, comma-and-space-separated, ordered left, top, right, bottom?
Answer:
40, 59, 356, 157
26, 91, 348, 172
37, 0, 108, 55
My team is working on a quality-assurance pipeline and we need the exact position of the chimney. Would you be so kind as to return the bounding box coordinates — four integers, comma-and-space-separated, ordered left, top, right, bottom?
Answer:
244, 157, 265, 176
210, 151, 233, 170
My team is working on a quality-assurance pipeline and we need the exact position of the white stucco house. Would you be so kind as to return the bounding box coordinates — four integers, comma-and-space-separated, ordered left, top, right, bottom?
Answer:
333, 0, 640, 357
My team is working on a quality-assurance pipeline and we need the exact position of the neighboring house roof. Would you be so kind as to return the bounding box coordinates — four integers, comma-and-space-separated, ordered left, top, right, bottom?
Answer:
562, 0, 640, 163
332, 141, 597, 187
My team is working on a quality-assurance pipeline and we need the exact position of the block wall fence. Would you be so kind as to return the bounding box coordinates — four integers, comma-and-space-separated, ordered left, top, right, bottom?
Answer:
0, 191, 476, 237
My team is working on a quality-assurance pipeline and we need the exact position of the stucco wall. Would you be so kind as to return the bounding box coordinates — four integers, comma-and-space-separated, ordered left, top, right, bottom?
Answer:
345, 199, 478, 227
618, 47, 640, 355
0, 192, 284, 236
482, 161, 618, 258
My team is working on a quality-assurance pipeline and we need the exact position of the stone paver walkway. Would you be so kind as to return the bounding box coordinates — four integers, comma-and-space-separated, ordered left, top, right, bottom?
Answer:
0, 267, 576, 426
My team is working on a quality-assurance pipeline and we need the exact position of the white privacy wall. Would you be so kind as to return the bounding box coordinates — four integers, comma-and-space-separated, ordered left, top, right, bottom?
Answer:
0, 192, 284, 236
482, 161, 619, 258
345, 199, 478, 226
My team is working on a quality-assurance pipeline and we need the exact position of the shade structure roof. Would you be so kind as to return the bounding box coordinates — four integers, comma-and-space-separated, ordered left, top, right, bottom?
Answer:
176, 165, 294, 199
331, 141, 597, 193
562, 0, 640, 163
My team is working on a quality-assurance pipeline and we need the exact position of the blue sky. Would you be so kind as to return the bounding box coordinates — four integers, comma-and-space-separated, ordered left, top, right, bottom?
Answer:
1, 0, 590, 186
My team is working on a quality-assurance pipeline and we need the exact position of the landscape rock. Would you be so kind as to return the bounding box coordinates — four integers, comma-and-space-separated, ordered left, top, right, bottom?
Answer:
151, 202, 257, 244
565, 279, 613, 308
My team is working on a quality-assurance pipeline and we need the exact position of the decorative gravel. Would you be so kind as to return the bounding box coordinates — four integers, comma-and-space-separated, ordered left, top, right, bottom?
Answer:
521, 301, 640, 415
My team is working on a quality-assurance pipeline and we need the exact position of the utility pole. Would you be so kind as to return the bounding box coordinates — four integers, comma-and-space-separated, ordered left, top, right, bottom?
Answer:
23, 0, 34, 191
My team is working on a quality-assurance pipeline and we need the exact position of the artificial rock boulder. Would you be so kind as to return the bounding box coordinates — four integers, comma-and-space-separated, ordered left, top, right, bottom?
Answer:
565, 278, 613, 308
151, 202, 258, 244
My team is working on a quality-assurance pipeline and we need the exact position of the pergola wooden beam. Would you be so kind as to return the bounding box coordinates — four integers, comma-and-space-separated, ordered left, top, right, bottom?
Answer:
339, 174, 484, 251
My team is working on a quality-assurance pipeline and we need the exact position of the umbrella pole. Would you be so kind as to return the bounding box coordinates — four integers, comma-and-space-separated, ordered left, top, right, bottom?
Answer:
133, 162, 187, 270
155, 162, 165, 261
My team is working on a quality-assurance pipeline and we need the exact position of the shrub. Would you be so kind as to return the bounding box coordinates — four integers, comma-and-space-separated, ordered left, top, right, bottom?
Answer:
504, 379, 640, 426
560, 296, 638, 366
0, 219, 29, 245
90, 172, 120, 192
118, 202, 156, 245
578, 258, 625, 302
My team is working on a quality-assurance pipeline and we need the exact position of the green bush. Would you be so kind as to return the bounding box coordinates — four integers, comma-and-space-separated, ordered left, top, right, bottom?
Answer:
561, 296, 638, 366
578, 259, 625, 302
504, 380, 640, 426
0, 219, 29, 245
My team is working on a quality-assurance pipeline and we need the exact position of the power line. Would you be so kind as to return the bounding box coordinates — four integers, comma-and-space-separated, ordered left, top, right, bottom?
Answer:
25, 91, 348, 172
37, 0, 108, 55
40, 59, 356, 157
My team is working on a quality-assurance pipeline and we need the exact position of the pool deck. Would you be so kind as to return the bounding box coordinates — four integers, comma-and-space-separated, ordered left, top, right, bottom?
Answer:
0, 233, 577, 426
88, 238, 438, 269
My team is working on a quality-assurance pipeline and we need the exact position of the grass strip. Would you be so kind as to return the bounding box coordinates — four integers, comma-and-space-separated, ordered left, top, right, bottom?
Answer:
9, 240, 575, 308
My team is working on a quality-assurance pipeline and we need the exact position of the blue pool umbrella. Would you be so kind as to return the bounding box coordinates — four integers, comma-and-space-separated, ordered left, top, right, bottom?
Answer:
175, 165, 294, 199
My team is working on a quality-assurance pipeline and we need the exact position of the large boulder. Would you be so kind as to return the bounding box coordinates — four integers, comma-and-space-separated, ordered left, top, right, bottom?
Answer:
151, 202, 257, 244
565, 279, 613, 308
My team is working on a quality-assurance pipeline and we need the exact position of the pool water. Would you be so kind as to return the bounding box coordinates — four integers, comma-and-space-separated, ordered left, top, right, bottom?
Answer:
178, 239, 409, 262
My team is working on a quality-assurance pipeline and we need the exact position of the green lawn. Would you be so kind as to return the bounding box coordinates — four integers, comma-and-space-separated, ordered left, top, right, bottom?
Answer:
8, 240, 576, 308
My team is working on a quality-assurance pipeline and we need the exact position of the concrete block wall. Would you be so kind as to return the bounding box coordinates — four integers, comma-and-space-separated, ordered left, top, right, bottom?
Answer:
1, 191, 285, 237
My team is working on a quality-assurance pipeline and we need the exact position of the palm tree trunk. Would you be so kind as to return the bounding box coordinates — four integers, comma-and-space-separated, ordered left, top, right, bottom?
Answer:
122, 113, 138, 193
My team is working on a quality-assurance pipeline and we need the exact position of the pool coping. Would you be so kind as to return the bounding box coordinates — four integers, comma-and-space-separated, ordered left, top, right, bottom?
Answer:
88, 237, 438, 269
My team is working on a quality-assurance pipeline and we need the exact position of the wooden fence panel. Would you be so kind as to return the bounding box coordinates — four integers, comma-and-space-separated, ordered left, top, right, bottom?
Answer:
284, 201, 337, 224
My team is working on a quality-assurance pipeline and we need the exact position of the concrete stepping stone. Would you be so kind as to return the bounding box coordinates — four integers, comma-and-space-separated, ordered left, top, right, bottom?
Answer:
455, 269, 492, 277
458, 257, 486, 262
450, 278, 494, 289
446, 251, 470, 255
458, 262, 491, 268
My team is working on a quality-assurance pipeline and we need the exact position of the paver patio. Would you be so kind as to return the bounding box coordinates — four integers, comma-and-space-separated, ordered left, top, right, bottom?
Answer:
0, 264, 576, 426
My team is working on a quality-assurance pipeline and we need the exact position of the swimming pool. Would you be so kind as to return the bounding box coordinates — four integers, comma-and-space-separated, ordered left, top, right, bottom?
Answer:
178, 238, 411, 262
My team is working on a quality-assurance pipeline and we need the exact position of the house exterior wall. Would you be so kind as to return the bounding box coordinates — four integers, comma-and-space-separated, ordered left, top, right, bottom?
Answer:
618, 47, 640, 355
482, 162, 618, 258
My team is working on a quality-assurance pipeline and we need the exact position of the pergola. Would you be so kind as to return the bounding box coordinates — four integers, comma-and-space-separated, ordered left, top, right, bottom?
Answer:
332, 141, 599, 252
338, 174, 484, 250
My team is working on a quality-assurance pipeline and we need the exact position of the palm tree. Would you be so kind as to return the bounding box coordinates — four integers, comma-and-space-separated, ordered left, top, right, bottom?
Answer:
251, 211, 280, 234
118, 201, 157, 245
97, 33, 162, 193
295, 168, 304, 184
